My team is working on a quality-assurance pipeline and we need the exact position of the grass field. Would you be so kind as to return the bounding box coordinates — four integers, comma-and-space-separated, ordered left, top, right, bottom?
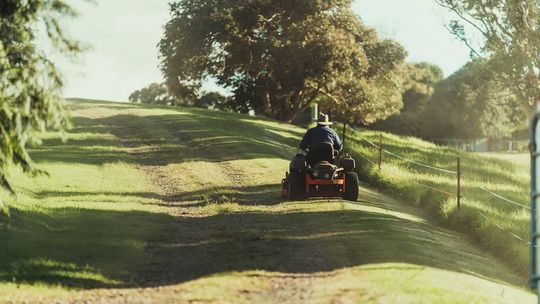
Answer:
345, 129, 530, 275
0, 99, 535, 303
479, 152, 529, 166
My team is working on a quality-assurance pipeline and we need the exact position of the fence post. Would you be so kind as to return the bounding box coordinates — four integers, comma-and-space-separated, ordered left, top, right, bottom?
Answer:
378, 134, 382, 170
457, 157, 461, 209
342, 123, 346, 148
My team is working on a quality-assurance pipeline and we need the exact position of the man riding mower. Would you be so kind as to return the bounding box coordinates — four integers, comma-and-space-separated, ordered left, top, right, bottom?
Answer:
281, 114, 359, 201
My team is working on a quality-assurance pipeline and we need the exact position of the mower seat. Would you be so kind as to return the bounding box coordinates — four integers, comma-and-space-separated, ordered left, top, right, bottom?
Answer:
308, 142, 334, 166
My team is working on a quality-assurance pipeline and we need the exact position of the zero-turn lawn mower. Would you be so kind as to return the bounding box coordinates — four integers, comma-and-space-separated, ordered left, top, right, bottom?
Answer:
281, 142, 359, 201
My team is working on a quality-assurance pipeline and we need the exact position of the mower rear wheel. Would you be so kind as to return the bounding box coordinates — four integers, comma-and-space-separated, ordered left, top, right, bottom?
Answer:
288, 170, 307, 200
343, 172, 359, 201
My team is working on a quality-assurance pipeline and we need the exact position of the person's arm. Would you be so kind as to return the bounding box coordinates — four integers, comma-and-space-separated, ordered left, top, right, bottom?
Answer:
299, 129, 310, 151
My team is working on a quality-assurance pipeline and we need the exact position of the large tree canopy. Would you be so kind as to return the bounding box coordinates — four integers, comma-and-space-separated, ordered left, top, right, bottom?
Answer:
195, 91, 231, 111
401, 63, 444, 114
438, 0, 540, 113
129, 82, 195, 106
372, 62, 443, 135
0, 0, 78, 193
130, 83, 170, 104
421, 59, 525, 140
160, 0, 406, 123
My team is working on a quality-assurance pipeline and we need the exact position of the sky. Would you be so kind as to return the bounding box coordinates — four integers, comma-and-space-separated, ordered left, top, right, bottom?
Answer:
38, 0, 472, 102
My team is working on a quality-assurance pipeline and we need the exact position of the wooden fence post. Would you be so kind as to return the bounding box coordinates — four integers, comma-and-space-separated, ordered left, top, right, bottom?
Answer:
457, 157, 461, 209
378, 134, 382, 170
342, 123, 346, 147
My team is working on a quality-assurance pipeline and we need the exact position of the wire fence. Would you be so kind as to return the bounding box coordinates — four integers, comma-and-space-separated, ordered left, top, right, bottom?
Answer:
350, 127, 457, 175
478, 186, 530, 210
354, 151, 379, 167
342, 124, 530, 246
475, 207, 530, 246
382, 149, 457, 175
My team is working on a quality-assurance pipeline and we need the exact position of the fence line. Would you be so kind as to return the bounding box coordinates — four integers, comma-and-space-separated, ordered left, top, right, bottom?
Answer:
355, 133, 381, 150
382, 169, 457, 198
342, 123, 530, 245
346, 124, 529, 209
354, 151, 379, 167
346, 125, 457, 175
478, 186, 530, 210
476, 208, 530, 245
411, 180, 457, 198
381, 148, 457, 175
346, 124, 460, 203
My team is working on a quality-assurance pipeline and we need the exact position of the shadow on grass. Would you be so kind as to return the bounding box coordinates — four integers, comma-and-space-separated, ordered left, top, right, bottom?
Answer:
0, 207, 170, 288
98, 112, 300, 164
28, 183, 281, 206
1, 182, 523, 289
31, 111, 301, 166
141, 202, 521, 288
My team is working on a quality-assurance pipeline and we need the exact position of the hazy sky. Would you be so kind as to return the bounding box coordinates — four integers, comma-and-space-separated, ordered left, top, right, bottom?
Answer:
38, 0, 471, 102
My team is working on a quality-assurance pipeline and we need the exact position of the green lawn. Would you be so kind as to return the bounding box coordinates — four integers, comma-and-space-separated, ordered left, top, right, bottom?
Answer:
345, 129, 531, 275
0, 99, 535, 303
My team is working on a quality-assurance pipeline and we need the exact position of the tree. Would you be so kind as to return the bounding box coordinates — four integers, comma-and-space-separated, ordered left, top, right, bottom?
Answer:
164, 79, 198, 106
372, 62, 443, 135
159, 0, 406, 123
437, 0, 540, 113
0, 0, 80, 194
195, 91, 231, 110
401, 63, 444, 113
129, 83, 173, 105
129, 82, 196, 106
421, 59, 525, 140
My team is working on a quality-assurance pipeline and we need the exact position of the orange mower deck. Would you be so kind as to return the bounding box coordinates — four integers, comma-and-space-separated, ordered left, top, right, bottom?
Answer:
281, 173, 349, 199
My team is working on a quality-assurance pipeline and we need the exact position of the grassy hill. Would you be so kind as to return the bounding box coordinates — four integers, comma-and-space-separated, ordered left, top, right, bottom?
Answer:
0, 99, 535, 303
344, 128, 530, 275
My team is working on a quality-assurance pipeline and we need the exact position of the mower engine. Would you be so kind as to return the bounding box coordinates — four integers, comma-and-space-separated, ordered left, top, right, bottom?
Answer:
311, 162, 340, 180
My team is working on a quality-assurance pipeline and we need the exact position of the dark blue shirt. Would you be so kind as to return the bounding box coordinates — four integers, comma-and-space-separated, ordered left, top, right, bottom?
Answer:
300, 125, 343, 152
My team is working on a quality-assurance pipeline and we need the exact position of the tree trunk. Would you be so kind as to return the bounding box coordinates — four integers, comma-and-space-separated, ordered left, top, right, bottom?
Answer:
262, 89, 273, 117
